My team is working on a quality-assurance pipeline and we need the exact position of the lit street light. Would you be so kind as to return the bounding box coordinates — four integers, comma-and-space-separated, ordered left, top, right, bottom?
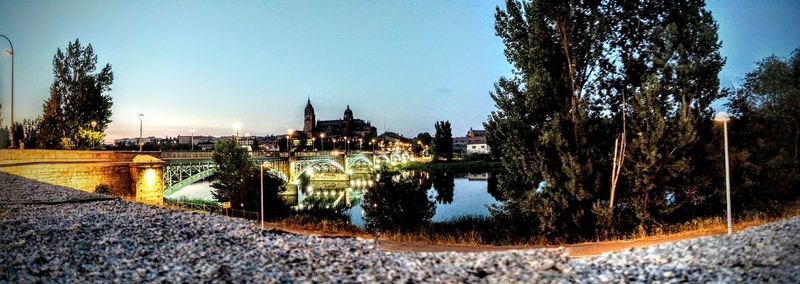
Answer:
233, 122, 242, 138
319, 133, 325, 151
286, 129, 293, 152
138, 114, 144, 151
1, 35, 14, 149
90, 121, 97, 148
714, 111, 733, 234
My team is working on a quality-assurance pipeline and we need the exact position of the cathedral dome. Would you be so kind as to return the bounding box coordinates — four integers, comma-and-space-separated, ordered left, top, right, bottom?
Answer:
343, 105, 353, 120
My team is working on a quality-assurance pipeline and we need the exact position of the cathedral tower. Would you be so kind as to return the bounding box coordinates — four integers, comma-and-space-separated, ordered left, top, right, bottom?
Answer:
304, 98, 315, 136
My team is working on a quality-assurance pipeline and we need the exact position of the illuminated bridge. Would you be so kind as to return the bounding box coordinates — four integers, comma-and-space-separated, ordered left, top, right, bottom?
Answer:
160, 150, 410, 197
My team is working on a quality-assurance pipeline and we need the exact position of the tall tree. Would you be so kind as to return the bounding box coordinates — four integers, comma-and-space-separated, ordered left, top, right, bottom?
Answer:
432, 121, 453, 161
37, 39, 113, 149
599, 0, 725, 229
486, 0, 611, 241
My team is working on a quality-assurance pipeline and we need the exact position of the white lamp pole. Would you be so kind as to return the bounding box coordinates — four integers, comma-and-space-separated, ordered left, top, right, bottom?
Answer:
714, 111, 733, 234
190, 128, 195, 151
138, 114, 144, 151
259, 161, 272, 230
1, 35, 14, 149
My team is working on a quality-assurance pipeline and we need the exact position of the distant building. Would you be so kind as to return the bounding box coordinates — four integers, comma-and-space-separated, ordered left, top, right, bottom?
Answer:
303, 99, 377, 139
177, 135, 216, 145
378, 131, 410, 143
453, 137, 468, 154
455, 127, 491, 155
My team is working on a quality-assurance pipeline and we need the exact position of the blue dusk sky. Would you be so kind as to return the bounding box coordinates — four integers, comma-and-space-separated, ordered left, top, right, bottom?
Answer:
0, 0, 798, 141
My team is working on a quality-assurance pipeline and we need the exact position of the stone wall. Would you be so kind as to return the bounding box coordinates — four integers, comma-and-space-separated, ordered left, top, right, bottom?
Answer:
0, 150, 165, 205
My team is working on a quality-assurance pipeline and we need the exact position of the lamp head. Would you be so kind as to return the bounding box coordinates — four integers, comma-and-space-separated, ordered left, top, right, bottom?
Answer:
4, 49, 11, 56
714, 112, 731, 122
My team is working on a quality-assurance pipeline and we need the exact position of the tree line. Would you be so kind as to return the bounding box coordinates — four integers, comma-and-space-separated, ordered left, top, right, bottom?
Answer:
2, 39, 113, 149
485, 0, 799, 242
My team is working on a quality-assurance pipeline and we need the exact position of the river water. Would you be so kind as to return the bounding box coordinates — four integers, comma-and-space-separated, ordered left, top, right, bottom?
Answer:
169, 171, 501, 228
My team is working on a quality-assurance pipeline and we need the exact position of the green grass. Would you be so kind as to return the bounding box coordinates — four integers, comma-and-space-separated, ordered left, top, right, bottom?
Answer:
165, 197, 221, 212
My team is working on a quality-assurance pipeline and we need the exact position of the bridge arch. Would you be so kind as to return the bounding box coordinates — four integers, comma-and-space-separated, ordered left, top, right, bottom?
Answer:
347, 155, 373, 171
164, 160, 290, 197
293, 159, 346, 182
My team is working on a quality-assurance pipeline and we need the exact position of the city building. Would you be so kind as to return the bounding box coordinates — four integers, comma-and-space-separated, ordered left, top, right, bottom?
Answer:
454, 127, 491, 155
177, 135, 216, 145
453, 137, 468, 154
303, 99, 377, 139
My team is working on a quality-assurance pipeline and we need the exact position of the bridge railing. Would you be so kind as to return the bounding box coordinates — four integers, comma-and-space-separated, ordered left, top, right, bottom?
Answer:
160, 151, 213, 159
161, 150, 393, 160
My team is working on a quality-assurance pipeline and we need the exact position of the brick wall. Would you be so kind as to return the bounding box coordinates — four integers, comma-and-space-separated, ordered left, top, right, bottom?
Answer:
0, 150, 164, 205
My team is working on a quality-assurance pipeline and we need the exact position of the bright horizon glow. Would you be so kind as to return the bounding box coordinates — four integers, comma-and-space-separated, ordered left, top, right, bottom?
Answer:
0, 0, 798, 142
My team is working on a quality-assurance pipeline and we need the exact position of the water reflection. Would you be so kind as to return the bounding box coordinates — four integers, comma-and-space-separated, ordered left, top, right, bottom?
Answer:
286, 171, 498, 231
362, 171, 436, 232
432, 172, 455, 204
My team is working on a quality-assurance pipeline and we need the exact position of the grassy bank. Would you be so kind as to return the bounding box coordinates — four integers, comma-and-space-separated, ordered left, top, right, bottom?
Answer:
398, 160, 502, 173
265, 200, 800, 247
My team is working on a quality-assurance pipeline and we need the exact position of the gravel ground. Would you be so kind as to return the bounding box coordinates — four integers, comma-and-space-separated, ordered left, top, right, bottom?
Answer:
1, 172, 798, 283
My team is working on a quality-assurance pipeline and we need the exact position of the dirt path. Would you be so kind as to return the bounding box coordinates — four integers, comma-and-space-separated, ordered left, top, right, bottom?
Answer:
262, 220, 767, 258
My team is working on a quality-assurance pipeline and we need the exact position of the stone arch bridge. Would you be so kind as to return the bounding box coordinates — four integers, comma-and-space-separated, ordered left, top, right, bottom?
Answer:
161, 151, 409, 197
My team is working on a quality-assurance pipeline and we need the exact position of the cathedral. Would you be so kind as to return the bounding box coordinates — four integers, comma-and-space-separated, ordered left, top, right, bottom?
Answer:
303, 99, 377, 139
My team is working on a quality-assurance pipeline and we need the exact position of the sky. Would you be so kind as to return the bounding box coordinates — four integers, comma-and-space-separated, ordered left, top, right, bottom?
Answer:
0, 0, 798, 141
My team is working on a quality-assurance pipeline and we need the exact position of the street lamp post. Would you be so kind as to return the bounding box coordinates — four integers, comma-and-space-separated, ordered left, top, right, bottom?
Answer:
1, 35, 14, 149
714, 111, 733, 234
233, 122, 241, 142
344, 136, 348, 152
260, 161, 272, 230
190, 128, 195, 151
90, 121, 97, 148
138, 114, 144, 151
286, 129, 293, 152
319, 133, 325, 151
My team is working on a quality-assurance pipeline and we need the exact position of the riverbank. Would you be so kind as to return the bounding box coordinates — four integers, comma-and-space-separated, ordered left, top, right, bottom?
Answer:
263, 212, 800, 257
2, 172, 798, 282
397, 159, 501, 173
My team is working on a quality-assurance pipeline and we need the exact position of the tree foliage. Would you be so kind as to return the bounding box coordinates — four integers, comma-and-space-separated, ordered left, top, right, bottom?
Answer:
724, 50, 800, 213
37, 39, 113, 149
432, 121, 453, 161
211, 138, 288, 219
486, 0, 726, 241
362, 171, 436, 232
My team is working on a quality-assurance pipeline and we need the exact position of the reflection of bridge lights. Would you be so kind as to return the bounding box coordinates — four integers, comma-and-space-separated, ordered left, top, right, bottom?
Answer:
350, 180, 355, 186
306, 186, 313, 193
368, 180, 374, 187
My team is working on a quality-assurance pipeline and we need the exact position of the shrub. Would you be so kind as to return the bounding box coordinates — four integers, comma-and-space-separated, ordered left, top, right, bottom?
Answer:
95, 184, 113, 195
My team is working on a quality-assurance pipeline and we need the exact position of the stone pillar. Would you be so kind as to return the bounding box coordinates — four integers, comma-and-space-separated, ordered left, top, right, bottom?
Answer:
129, 154, 166, 206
